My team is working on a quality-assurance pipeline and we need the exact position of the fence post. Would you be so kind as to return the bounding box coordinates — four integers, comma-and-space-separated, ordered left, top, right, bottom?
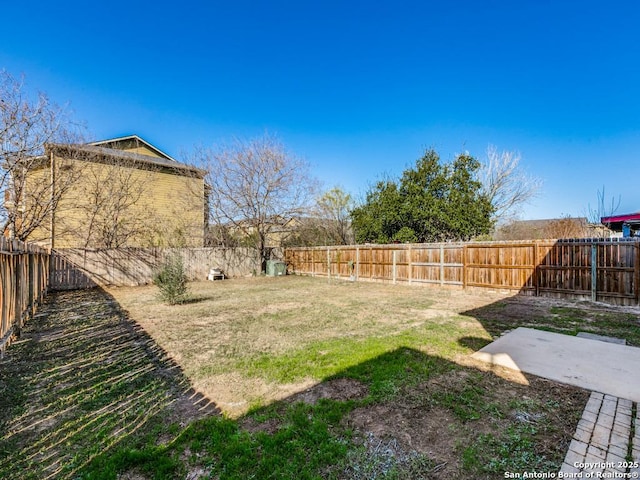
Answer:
462, 244, 468, 289
327, 248, 330, 281
356, 246, 360, 281
392, 250, 397, 284
408, 245, 413, 285
28, 252, 34, 315
591, 243, 597, 302
16, 249, 24, 332
11, 241, 19, 334
635, 241, 639, 305
534, 241, 540, 297
439, 244, 445, 286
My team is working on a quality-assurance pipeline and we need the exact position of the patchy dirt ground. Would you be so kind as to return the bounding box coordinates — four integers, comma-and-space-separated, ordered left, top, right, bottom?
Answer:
237, 367, 587, 479
345, 373, 586, 479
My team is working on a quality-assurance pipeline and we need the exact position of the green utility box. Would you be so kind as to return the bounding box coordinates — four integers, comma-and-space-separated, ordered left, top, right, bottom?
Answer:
266, 260, 286, 276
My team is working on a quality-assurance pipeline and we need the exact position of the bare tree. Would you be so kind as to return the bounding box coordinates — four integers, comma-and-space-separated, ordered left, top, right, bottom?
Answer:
205, 223, 241, 248
586, 185, 621, 225
284, 187, 354, 247
73, 157, 155, 248
315, 186, 354, 245
543, 216, 588, 239
280, 220, 330, 247
63, 146, 207, 249
0, 70, 83, 241
479, 145, 542, 224
201, 134, 317, 272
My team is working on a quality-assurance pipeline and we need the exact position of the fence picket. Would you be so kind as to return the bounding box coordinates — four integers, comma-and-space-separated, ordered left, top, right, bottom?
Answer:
0, 238, 49, 355
285, 238, 640, 306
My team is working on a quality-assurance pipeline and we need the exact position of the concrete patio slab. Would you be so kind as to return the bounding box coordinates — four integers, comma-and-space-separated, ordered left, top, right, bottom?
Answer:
472, 327, 640, 402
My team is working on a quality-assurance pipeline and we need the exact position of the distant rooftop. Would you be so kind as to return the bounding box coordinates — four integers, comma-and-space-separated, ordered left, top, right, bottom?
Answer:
601, 212, 640, 230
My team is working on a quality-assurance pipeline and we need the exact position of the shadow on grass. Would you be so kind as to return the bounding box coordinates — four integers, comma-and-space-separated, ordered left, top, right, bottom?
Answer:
457, 336, 493, 352
0, 286, 591, 480
461, 294, 640, 347
82, 348, 587, 479
0, 288, 219, 480
179, 295, 216, 305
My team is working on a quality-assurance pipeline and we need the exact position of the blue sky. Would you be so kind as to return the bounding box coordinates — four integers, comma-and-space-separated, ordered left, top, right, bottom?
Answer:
2, 1, 638, 219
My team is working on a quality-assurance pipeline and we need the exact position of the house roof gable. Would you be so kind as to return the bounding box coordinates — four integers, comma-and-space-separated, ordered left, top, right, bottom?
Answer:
89, 135, 177, 163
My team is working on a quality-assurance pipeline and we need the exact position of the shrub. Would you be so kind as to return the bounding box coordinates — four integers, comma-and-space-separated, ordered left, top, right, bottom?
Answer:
153, 254, 189, 305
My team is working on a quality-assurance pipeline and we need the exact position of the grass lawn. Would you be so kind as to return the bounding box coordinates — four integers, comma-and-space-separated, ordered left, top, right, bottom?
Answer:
101, 275, 639, 479
110, 276, 507, 418
3, 275, 639, 479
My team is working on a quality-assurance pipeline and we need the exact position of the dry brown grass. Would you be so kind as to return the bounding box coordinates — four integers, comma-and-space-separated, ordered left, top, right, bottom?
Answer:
108, 276, 510, 417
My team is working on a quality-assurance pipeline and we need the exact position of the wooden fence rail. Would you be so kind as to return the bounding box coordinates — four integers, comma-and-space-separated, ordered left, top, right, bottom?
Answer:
0, 238, 50, 355
285, 238, 640, 306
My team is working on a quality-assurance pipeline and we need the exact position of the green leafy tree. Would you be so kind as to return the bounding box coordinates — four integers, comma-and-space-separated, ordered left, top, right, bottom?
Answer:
349, 179, 402, 244
351, 149, 494, 243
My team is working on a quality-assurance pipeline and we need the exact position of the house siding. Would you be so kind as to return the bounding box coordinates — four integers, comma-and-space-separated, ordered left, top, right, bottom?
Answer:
121, 145, 163, 158
27, 152, 205, 248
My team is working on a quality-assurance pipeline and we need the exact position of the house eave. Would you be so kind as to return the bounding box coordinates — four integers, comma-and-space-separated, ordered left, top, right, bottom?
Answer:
45, 143, 206, 179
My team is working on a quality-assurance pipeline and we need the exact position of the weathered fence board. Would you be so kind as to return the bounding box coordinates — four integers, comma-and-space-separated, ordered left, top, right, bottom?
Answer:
285, 239, 640, 306
465, 243, 537, 292
49, 247, 271, 289
0, 238, 49, 354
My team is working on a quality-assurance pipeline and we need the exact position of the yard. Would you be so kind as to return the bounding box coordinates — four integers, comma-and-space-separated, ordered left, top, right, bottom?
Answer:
2, 275, 639, 479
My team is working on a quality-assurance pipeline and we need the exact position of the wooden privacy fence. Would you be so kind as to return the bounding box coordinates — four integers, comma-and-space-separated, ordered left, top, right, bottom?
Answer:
285, 238, 640, 306
0, 238, 49, 354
